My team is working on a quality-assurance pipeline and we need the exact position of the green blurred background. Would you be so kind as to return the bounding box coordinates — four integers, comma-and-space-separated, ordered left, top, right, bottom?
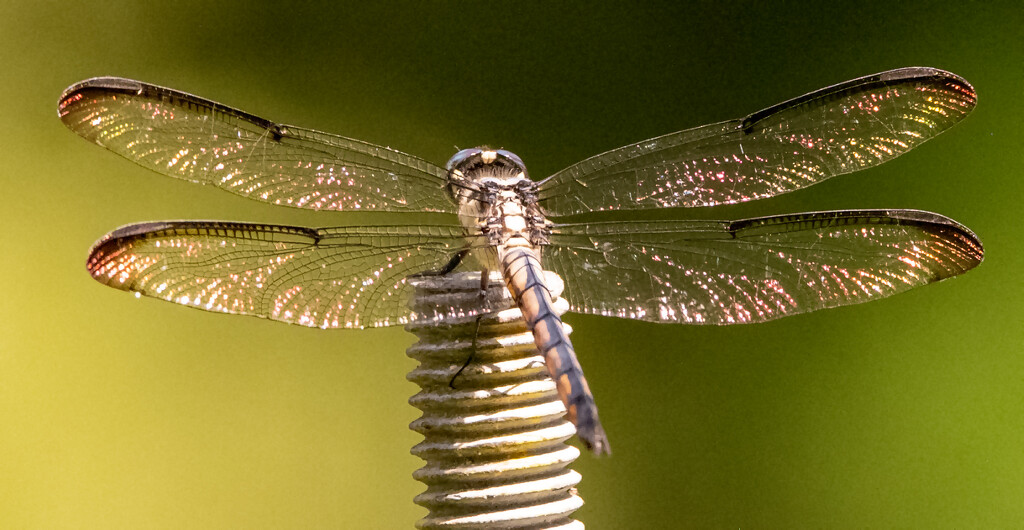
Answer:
1, 2, 1020, 528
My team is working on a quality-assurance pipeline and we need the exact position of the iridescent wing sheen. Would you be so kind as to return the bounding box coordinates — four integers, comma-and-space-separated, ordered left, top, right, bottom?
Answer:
537, 67, 976, 216
59, 77, 455, 213
543, 210, 983, 324
86, 221, 499, 328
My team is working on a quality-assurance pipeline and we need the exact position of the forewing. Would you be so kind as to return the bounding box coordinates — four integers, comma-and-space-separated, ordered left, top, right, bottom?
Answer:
59, 77, 454, 213
544, 210, 983, 324
86, 222, 495, 328
538, 68, 976, 216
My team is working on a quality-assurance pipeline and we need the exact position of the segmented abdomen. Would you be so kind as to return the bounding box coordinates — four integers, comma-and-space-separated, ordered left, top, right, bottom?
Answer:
499, 245, 611, 455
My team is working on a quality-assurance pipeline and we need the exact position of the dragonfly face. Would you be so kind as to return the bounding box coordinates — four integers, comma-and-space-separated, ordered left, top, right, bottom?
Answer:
61, 67, 983, 455
445, 147, 548, 247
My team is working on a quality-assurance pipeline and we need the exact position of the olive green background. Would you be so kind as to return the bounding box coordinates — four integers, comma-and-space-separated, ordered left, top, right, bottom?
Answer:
1, 2, 1020, 528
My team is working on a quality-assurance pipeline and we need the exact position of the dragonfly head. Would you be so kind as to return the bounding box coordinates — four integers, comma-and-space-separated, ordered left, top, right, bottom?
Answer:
446, 147, 527, 173
445, 147, 532, 202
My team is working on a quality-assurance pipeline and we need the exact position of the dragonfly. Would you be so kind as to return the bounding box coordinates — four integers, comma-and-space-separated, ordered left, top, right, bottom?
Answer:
60, 67, 983, 456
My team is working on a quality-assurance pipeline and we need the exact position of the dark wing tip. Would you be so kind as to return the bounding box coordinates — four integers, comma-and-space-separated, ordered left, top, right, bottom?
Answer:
879, 66, 975, 93
86, 221, 324, 288
886, 208, 981, 243
742, 66, 976, 133
85, 221, 173, 289
891, 209, 985, 277
731, 209, 984, 280
60, 76, 143, 99
59, 76, 281, 137
104, 221, 177, 241
883, 66, 977, 110
58, 77, 143, 117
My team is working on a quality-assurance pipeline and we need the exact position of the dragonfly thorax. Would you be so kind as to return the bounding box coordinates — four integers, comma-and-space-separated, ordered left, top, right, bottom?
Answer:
445, 147, 549, 248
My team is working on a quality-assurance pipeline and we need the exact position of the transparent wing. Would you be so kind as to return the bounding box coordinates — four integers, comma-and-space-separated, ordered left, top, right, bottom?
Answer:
544, 210, 983, 324
86, 221, 500, 328
59, 77, 455, 213
538, 67, 976, 216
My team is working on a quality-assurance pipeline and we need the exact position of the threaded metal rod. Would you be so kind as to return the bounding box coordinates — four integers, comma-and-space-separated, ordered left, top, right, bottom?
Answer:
406, 271, 584, 529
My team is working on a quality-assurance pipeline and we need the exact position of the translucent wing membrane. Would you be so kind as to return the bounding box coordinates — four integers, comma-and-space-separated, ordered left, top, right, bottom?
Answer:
538, 67, 977, 216
544, 210, 983, 324
71, 70, 983, 329
59, 77, 455, 213
86, 222, 498, 328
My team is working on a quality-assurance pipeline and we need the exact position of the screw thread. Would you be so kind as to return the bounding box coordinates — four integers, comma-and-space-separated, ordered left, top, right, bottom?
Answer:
406, 271, 584, 529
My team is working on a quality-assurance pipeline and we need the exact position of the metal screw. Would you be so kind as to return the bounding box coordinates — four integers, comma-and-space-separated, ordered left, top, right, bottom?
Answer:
406, 271, 584, 529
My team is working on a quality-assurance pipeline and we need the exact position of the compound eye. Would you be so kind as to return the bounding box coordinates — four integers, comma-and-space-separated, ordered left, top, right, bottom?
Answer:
446, 148, 484, 171
497, 149, 526, 169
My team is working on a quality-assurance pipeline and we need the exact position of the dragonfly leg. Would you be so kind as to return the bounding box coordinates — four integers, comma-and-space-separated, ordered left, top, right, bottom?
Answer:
449, 314, 483, 389
450, 268, 493, 388
410, 248, 471, 277
449, 267, 491, 388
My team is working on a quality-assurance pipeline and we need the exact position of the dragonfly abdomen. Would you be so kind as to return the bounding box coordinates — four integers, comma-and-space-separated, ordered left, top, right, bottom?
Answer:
499, 245, 611, 455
